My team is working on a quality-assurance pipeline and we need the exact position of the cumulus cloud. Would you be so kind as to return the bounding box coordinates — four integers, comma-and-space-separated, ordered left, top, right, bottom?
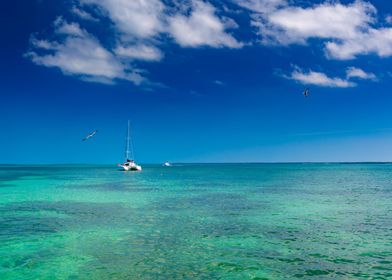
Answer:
27, 18, 145, 85
54, 18, 86, 37
26, 0, 387, 88
346, 67, 376, 80
234, 0, 286, 14
287, 66, 377, 88
71, 6, 97, 21
235, 0, 392, 60
114, 44, 163, 61
27, 0, 243, 85
214, 80, 225, 85
325, 28, 392, 59
79, 0, 165, 39
267, 1, 375, 43
288, 67, 355, 88
169, 0, 243, 48
77, 0, 242, 48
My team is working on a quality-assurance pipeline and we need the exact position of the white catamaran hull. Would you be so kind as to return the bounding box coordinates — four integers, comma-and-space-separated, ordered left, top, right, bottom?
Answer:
120, 163, 142, 171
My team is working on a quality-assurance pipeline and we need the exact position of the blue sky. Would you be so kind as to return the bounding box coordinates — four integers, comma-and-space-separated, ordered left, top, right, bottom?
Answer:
2, 0, 392, 163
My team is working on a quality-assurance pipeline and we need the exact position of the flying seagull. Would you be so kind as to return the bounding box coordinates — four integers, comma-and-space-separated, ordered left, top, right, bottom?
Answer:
303, 88, 310, 97
82, 130, 98, 141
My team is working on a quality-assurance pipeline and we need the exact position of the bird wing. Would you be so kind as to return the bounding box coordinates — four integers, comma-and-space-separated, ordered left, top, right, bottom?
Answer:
83, 130, 97, 141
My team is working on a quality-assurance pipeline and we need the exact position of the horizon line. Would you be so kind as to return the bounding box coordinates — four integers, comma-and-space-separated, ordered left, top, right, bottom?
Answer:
1, 161, 392, 165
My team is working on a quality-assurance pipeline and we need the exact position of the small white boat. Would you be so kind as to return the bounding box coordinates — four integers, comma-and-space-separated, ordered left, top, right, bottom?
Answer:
163, 162, 171, 167
118, 121, 142, 171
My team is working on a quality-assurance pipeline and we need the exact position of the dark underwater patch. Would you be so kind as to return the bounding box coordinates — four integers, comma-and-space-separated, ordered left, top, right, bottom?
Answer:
65, 182, 160, 193
0, 201, 136, 240
0, 183, 16, 188
154, 192, 267, 214
0, 172, 41, 182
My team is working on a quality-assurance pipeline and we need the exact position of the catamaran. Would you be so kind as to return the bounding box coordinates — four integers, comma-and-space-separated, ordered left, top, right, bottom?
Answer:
118, 121, 142, 171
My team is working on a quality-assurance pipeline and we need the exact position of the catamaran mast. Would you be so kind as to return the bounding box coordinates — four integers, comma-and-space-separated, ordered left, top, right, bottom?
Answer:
125, 120, 135, 161
125, 120, 130, 161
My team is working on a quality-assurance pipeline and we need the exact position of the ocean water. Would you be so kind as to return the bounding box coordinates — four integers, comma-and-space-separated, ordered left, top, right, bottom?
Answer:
0, 164, 391, 280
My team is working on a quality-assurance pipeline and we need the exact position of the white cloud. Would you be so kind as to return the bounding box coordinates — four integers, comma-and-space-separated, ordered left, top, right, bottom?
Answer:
168, 0, 242, 48
114, 44, 163, 61
54, 18, 86, 37
30, 38, 57, 50
27, 19, 144, 85
288, 67, 355, 88
286, 66, 377, 88
78, 0, 242, 48
27, 0, 388, 88
234, 0, 286, 14
214, 80, 225, 85
346, 67, 376, 80
26, 0, 241, 85
79, 0, 165, 39
235, 0, 392, 60
325, 28, 392, 59
267, 1, 375, 43
71, 6, 97, 21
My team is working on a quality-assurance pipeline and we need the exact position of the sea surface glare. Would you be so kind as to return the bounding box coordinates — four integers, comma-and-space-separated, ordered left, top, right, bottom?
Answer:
0, 164, 391, 279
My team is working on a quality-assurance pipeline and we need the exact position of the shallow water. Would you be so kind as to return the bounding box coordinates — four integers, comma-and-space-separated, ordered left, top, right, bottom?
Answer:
0, 164, 391, 279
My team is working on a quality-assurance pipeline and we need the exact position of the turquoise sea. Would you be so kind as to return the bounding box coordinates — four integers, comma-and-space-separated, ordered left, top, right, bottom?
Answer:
0, 164, 391, 279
